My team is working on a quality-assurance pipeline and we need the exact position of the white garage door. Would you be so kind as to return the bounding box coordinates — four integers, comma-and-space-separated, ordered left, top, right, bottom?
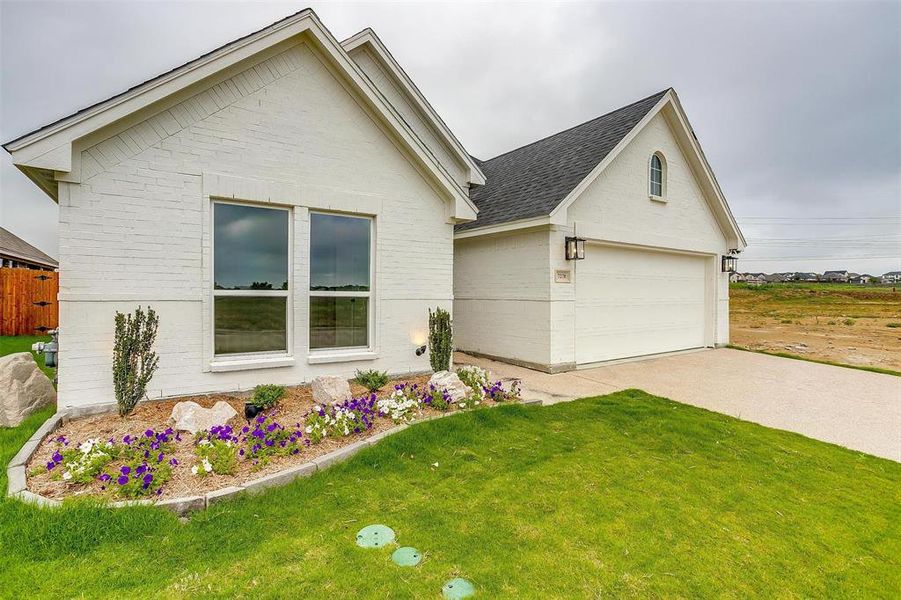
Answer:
575, 244, 708, 364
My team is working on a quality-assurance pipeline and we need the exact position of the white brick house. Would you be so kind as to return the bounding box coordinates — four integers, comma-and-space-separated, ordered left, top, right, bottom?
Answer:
5, 10, 745, 408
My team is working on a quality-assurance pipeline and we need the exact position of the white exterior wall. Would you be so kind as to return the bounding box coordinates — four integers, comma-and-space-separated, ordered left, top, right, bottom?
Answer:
348, 46, 469, 189
57, 41, 453, 409
567, 110, 732, 347
454, 108, 733, 371
453, 229, 557, 368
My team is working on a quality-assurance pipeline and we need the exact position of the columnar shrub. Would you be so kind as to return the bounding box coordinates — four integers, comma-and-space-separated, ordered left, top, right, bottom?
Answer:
428, 307, 453, 372
113, 306, 160, 417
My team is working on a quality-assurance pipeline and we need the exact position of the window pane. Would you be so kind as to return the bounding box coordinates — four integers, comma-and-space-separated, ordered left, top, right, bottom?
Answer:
310, 213, 370, 291
310, 296, 368, 349
215, 296, 287, 354
214, 203, 288, 290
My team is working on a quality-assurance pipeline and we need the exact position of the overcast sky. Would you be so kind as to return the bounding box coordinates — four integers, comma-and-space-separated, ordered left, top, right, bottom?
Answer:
1, 0, 899, 275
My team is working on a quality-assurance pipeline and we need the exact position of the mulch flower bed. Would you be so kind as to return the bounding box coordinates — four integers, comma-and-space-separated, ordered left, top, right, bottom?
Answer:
25, 372, 519, 502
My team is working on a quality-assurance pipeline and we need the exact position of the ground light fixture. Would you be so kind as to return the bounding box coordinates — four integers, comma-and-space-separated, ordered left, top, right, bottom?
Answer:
565, 236, 585, 260
722, 254, 738, 273
415, 344, 427, 356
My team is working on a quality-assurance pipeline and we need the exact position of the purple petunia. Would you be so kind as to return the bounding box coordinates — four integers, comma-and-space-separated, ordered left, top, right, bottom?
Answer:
98, 473, 111, 482
120, 465, 131, 475
144, 429, 154, 438
169, 458, 178, 466
117, 475, 129, 485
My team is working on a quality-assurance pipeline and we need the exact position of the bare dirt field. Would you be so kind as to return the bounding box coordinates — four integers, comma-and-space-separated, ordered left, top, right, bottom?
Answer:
730, 283, 901, 372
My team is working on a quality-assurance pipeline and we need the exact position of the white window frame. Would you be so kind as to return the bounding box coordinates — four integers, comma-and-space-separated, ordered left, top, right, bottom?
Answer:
211, 200, 293, 359
648, 152, 666, 201
308, 211, 375, 354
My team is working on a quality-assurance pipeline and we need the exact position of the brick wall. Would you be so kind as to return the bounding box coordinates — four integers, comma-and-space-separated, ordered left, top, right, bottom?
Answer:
57, 41, 454, 408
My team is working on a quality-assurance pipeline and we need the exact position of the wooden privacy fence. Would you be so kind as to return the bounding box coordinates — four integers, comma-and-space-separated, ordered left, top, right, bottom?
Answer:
0, 268, 58, 336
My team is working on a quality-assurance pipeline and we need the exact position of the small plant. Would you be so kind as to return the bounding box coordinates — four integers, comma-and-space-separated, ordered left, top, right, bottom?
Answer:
240, 413, 304, 468
457, 365, 489, 392
422, 384, 453, 411
193, 425, 240, 476
843, 318, 856, 326
483, 380, 522, 402
887, 322, 901, 328
113, 306, 160, 417
305, 395, 379, 442
251, 384, 285, 409
101, 428, 178, 497
428, 307, 453, 372
377, 384, 421, 422
353, 369, 390, 392
47, 438, 116, 484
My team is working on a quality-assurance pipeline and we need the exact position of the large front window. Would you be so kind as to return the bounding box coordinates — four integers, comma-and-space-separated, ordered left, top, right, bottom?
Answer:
309, 213, 371, 350
213, 202, 289, 356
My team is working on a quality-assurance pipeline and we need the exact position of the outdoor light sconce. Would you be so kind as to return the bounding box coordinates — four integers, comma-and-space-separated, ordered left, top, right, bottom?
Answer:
565, 236, 585, 261
721, 254, 738, 273
415, 344, 427, 356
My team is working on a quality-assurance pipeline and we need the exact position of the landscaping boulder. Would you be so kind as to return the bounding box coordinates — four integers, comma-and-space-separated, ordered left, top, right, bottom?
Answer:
428, 371, 469, 403
170, 400, 236, 434
312, 376, 351, 405
0, 352, 56, 427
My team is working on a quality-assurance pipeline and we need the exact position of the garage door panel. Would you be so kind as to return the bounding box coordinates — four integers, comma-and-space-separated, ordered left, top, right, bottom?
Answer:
575, 245, 707, 364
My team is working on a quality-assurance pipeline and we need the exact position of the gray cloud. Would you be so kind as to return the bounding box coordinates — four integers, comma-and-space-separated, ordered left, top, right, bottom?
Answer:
2, 0, 899, 274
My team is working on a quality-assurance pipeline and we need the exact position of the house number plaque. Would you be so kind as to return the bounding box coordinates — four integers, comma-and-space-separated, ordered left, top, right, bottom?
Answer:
554, 269, 572, 283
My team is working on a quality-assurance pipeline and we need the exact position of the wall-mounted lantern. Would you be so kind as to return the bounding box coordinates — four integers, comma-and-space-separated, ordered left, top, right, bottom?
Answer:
415, 344, 427, 356
721, 254, 738, 273
565, 236, 585, 261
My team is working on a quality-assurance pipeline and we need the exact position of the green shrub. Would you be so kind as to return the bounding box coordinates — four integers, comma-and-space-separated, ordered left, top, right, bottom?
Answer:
886, 322, 900, 328
843, 318, 855, 326
251, 384, 285, 409
113, 306, 160, 417
457, 365, 489, 392
353, 369, 389, 392
428, 307, 453, 372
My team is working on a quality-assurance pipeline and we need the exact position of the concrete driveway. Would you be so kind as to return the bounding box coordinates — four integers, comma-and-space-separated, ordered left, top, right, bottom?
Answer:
455, 348, 901, 461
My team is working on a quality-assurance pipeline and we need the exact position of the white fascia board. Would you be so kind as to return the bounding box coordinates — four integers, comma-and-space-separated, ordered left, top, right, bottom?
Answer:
550, 90, 746, 249
453, 216, 553, 240
5, 10, 476, 220
341, 28, 487, 186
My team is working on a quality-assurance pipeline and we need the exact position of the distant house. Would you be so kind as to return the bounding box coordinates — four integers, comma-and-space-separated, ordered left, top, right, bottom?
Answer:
822, 270, 849, 283
882, 271, 901, 284
744, 272, 766, 284
729, 272, 743, 283
795, 272, 818, 282
0, 227, 58, 271
850, 274, 874, 284
765, 273, 787, 283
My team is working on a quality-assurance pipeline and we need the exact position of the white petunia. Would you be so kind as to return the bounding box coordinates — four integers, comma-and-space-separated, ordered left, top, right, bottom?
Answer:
62, 471, 72, 481
191, 465, 199, 475
202, 458, 213, 473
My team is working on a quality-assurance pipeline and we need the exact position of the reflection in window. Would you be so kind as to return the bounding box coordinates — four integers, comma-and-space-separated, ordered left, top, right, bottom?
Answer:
310, 213, 371, 350
213, 202, 289, 355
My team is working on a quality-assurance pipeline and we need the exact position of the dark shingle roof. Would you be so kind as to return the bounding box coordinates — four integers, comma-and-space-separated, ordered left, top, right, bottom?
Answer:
457, 89, 668, 232
0, 227, 58, 268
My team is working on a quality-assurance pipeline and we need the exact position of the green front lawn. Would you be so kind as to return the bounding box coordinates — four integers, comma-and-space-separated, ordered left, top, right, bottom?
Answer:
1, 391, 898, 597
0, 335, 54, 381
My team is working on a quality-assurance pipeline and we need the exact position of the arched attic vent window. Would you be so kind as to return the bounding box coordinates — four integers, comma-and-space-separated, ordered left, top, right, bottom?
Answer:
649, 153, 666, 198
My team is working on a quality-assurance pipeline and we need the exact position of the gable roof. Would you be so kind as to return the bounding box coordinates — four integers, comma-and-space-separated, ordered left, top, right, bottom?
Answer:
0, 227, 58, 268
456, 90, 667, 232
341, 28, 485, 186
3, 9, 478, 221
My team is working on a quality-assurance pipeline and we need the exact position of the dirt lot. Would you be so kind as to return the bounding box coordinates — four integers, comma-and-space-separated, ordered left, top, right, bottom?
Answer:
730, 283, 901, 372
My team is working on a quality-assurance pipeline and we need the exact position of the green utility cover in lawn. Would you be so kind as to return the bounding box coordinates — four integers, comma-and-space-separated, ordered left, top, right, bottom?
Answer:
442, 578, 475, 599
355, 524, 395, 548
391, 547, 421, 567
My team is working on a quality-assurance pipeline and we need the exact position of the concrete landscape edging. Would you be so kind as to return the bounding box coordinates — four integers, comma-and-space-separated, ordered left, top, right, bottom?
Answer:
6, 398, 543, 516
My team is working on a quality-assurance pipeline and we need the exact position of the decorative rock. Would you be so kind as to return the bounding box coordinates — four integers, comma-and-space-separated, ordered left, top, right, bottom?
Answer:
0, 352, 56, 427
428, 371, 469, 402
311, 376, 352, 405
170, 400, 237, 434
